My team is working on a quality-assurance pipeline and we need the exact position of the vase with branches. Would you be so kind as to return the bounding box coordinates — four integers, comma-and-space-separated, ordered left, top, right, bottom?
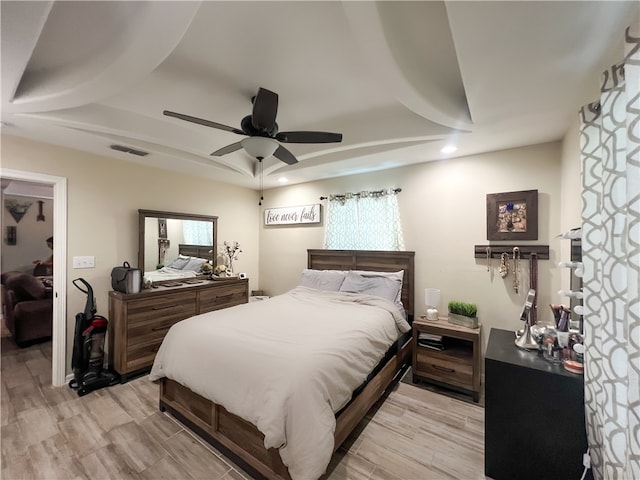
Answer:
221, 241, 242, 274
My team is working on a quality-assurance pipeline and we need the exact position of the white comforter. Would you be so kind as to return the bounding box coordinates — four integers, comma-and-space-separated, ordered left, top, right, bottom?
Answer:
143, 267, 198, 283
149, 286, 410, 480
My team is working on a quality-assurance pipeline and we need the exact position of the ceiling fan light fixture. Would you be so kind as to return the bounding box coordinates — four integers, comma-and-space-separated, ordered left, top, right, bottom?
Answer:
242, 136, 278, 159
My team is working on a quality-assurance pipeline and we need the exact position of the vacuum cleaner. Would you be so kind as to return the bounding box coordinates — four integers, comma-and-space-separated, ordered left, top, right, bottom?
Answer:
69, 278, 119, 396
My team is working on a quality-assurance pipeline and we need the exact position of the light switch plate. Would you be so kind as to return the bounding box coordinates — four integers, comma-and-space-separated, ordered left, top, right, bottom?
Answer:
72, 256, 95, 269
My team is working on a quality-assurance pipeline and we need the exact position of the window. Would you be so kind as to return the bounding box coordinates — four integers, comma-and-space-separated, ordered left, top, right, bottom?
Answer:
183, 220, 213, 246
324, 189, 404, 250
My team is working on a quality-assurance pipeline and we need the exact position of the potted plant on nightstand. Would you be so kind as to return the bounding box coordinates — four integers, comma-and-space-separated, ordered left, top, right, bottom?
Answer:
447, 300, 479, 329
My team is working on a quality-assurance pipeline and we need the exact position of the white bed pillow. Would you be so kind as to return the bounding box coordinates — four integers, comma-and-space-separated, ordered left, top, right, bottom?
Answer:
340, 270, 404, 312
300, 269, 347, 291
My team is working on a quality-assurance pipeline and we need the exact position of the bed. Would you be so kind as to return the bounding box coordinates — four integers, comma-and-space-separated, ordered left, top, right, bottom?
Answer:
143, 244, 213, 283
150, 249, 415, 480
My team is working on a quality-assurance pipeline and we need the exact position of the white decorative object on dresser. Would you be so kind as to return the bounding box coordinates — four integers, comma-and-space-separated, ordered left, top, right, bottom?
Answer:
108, 278, 248, 382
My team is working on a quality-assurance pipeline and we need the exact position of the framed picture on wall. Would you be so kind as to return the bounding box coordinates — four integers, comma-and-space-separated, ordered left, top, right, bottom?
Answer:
158, 218, 167, 239
6, 226, 16, 245
486, 189, 538, 240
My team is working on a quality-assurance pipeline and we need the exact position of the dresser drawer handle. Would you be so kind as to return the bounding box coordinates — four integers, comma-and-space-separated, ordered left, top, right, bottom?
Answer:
152, 304, 178, 310
433, 364, 455, 373
210, 294, 233, 302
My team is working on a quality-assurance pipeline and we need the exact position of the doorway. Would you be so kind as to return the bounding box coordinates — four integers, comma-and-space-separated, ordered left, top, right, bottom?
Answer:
0, 168, 67, 386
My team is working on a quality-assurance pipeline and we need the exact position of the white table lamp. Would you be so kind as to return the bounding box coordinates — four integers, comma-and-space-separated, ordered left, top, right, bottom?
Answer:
424, 288, 441, 321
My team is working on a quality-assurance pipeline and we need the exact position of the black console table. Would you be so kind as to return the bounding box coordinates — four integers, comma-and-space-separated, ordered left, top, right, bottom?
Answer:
484, 328, 588, 480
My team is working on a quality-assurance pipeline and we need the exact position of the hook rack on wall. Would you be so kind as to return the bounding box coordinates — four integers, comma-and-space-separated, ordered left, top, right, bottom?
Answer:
474, 245, 550, 260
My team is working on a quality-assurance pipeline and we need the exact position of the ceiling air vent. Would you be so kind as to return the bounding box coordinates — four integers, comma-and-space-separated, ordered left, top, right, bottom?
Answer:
110, 144, 149, 156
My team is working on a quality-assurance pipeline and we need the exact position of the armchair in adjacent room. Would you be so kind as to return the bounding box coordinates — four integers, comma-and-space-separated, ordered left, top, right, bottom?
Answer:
1, 271, 53, 347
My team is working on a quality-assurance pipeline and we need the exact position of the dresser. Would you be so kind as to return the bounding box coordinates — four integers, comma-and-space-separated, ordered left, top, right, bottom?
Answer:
484, 328, 587, 480
108, 278, 248, 381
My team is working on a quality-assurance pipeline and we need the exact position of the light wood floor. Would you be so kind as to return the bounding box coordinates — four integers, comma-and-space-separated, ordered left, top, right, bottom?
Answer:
1, 338, 487, 480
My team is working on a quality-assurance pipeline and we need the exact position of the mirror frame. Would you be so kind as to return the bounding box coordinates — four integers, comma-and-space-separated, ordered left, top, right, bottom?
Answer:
138, 209, 218, 277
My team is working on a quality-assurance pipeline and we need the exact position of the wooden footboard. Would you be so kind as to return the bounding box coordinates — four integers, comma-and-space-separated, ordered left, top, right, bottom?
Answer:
159, 337, 412, 480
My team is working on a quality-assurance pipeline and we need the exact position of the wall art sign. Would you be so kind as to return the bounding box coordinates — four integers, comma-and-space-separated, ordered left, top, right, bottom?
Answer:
264, 204, 321, 226
486, 189, 538, 240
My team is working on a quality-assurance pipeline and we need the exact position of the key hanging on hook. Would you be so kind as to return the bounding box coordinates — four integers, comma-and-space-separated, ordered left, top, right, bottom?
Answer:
499, 252, 509, 278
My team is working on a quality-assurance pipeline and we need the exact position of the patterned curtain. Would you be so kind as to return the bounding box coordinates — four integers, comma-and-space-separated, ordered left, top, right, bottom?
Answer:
182, 220, 212, 247
579, 19, 639, 480
324, 189, 405, 250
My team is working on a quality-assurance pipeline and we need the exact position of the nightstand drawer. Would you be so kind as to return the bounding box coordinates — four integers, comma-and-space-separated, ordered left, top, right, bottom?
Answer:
415, 348, 473, 389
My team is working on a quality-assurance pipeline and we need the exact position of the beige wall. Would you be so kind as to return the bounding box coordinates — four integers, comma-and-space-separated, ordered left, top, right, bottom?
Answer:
260, 142, 564, 353
1, 134, 581, 371
1, 135, 261, 374
1, 194, 54, 273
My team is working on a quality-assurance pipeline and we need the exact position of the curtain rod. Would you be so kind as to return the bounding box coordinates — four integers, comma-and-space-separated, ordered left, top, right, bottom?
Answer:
320, 188, 401, 201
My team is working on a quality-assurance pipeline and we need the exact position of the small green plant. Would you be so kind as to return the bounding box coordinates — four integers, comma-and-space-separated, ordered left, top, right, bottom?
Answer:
448, 300, 478, 318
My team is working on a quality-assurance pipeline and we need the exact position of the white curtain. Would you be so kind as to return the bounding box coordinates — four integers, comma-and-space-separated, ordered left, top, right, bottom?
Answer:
324, 189, 405, 250
579, 19, 639, 480
182, 220, 212, 247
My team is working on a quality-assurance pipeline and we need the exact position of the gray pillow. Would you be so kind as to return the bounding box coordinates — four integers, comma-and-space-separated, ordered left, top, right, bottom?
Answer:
166, 255, 190, 270
340, 270, 404, 313
183, 257, 207, 272
300, 269, 347, 291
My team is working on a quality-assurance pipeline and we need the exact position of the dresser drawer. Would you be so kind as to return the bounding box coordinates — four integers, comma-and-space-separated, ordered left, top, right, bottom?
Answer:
126, 291, 197, 325
126, 291, 196, 351
109, 280, 248, 378
415, 348, 473, 389
127, 315, 186, 347
124, 337, 163, 372
199, 283, 247, 313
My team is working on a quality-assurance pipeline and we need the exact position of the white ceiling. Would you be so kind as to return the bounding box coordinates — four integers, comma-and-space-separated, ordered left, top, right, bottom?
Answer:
1, 178, 53, 198
1, 1, 637, 190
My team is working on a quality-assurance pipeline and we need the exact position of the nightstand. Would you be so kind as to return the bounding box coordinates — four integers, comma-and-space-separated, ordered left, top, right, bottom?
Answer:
412, 316, 481, 402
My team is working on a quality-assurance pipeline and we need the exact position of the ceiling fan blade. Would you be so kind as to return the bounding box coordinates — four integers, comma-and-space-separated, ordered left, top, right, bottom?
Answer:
164, 110, 245, 135
251, 88, 278, 133
211, 141, 243, 156
273, 145, 298, 165
276, 131, 343, 144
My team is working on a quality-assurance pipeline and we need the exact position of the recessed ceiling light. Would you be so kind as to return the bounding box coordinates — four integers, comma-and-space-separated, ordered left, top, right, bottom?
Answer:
278, 177, 288, 184
441, 145, 458, 154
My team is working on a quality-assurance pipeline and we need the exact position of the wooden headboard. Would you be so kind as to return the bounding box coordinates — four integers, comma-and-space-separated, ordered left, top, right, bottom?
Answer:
307, 249, 415, 322
179, 244, 213, 259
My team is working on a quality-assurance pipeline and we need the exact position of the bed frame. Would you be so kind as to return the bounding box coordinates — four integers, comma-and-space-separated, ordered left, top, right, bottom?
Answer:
159, 249, 415, 480
178, 243, 213, 259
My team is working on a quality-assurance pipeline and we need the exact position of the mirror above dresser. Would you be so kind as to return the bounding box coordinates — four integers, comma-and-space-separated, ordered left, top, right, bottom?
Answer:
108, 210, 247, 382
138, 209, 218, 284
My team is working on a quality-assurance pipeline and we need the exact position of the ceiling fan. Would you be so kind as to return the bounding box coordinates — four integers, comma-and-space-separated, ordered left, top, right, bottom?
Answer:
163, 87, 343, 165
